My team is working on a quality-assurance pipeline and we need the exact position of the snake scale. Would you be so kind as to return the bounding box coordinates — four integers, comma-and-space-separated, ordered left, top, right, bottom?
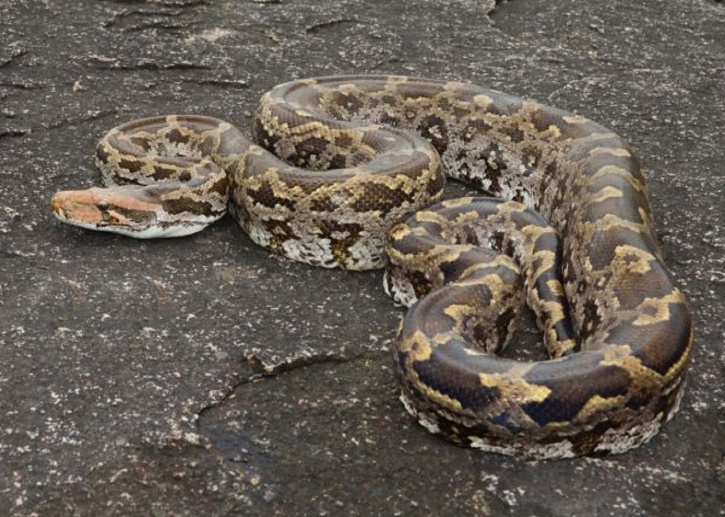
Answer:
52, 75, 693, 459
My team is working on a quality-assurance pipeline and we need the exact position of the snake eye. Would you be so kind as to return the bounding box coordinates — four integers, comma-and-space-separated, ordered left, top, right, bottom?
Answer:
97, 201, 109, 211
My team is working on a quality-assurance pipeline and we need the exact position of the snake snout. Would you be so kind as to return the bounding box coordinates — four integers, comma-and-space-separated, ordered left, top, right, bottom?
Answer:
51, 192, 69, 218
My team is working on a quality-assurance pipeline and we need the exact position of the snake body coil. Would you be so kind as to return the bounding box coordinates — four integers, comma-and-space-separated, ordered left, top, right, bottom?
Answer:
52, 76, 693, 459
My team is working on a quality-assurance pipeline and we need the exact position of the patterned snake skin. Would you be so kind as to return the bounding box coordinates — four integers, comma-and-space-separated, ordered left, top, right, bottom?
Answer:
51, 76, 693, 459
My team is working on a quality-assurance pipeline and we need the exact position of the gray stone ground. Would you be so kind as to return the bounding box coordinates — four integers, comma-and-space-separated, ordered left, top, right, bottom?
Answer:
1, 0, 724, 515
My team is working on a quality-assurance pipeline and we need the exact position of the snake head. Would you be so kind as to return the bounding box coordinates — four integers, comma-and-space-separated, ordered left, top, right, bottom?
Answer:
51, 186, 166, 238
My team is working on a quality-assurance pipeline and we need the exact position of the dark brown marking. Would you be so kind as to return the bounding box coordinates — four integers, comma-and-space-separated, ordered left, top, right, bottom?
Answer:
118, 158, 144, 174
522, 357, 631, 426
161, 197, 216, 216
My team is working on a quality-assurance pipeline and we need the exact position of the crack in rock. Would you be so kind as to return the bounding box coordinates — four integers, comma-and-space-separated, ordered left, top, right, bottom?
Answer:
241, 348, 356, 380
190, 78, 250, 89
89, 55, 212, 70
196, 347, 364, 423
107, 0, 207, 6
0, 127, 32, 139
102, 7, 187, 29
42, 109, 124, 131
305, 19, 361, 35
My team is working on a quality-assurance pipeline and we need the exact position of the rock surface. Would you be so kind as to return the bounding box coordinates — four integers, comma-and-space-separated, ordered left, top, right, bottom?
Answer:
1, 0, 723, 514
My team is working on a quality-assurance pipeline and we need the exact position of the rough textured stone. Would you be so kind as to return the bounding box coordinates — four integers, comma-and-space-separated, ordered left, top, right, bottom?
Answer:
1, 0, 723, 514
